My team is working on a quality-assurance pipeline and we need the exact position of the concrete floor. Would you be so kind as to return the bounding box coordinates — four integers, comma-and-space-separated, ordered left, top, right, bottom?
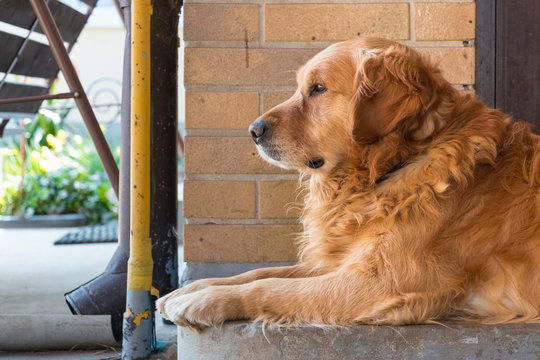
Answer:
0, 227, 177, 359
0, 227, 116, 314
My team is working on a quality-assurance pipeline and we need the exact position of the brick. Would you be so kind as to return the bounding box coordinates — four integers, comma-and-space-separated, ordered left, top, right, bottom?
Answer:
184, 4, 258, 42
417, 47, 475, 85
184, 136, 294, 175
259, 181, 302, 219
262, 92, 294, 113
185, 48, 319, 87
186, 92, 259, 130
185, 47, 473, 88
184, 181, 255, 219
265, 4, 409, 42
184, 224, 301, 262
415, 3, 475, 41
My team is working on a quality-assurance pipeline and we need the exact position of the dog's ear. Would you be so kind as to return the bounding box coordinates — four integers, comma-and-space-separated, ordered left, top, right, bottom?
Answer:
351, 45, 432, 143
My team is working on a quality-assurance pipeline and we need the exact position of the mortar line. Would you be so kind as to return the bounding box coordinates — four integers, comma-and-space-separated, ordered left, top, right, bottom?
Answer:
186, 78, 470, 95
185, 174, 299, 181
255, 180, 260, 219
184, 40, 468, 49
185, 85, 298, 92
410, 1, 416, 43
185, 218, 301, 225
184, 0, 473, 3
186, 129, 252, 137
259, 2, 265, 44
259, 91, 264, 116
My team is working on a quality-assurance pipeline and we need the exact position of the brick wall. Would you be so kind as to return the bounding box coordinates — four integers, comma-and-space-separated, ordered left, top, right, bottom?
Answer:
182, 1, 475, 267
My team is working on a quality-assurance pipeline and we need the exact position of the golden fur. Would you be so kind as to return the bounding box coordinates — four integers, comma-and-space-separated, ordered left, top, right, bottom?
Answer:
157, 38, 540, 330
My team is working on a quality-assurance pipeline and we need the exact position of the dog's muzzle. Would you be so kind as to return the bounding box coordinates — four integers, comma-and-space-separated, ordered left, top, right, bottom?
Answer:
249, 119, 281, 161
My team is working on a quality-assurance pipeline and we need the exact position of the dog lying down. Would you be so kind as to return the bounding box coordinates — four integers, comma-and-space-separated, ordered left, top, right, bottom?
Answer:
157, 37, 540, 331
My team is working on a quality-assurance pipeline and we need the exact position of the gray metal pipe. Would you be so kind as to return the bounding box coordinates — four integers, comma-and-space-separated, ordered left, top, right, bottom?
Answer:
118, 0, 132, 257
64, 1, 132, 343
0, 315, 118, 351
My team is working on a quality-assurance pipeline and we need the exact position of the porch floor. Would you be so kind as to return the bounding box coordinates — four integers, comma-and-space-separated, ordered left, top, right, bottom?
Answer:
0, 227, 176, 359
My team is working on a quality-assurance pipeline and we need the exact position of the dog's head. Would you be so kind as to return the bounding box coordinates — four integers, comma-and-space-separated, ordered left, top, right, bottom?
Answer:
249, 38, 452, 174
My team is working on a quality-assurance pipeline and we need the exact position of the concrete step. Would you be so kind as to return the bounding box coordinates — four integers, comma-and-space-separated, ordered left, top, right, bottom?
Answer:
178, 321, 540, 359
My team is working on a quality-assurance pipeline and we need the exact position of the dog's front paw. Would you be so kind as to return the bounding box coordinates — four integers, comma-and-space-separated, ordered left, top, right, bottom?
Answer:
156, 286, 244, 331
157, 291, 210, 331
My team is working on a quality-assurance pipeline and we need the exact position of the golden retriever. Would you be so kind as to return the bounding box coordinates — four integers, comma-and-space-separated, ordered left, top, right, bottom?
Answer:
157, 38, 540, 330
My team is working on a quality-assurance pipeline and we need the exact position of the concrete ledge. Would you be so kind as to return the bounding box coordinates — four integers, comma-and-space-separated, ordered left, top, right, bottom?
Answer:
178, 321, 540, 359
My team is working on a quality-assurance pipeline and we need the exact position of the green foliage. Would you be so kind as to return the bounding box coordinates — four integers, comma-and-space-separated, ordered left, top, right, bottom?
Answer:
0, 186, 22, 215
0, 109, 118, 224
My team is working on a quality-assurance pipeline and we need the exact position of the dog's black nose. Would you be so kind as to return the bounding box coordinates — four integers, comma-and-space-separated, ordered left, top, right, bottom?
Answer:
249, 119, 268, 141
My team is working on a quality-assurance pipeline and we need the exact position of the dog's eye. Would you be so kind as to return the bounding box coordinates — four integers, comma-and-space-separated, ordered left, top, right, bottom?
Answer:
309, 84, 327, 97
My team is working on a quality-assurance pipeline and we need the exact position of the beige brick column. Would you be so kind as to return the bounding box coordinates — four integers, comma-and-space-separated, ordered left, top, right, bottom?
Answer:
182, 0, 475, 282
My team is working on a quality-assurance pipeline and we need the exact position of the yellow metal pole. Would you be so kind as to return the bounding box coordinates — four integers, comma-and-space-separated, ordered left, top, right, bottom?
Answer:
122, 0, 153, 358
128, 0, 152, 294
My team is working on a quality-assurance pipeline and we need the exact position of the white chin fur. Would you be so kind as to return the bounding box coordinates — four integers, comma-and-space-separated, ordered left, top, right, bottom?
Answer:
257, 146, 293, 170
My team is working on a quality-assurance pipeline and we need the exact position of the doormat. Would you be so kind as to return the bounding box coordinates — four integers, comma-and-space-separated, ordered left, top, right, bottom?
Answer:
54, 221, 118, 245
